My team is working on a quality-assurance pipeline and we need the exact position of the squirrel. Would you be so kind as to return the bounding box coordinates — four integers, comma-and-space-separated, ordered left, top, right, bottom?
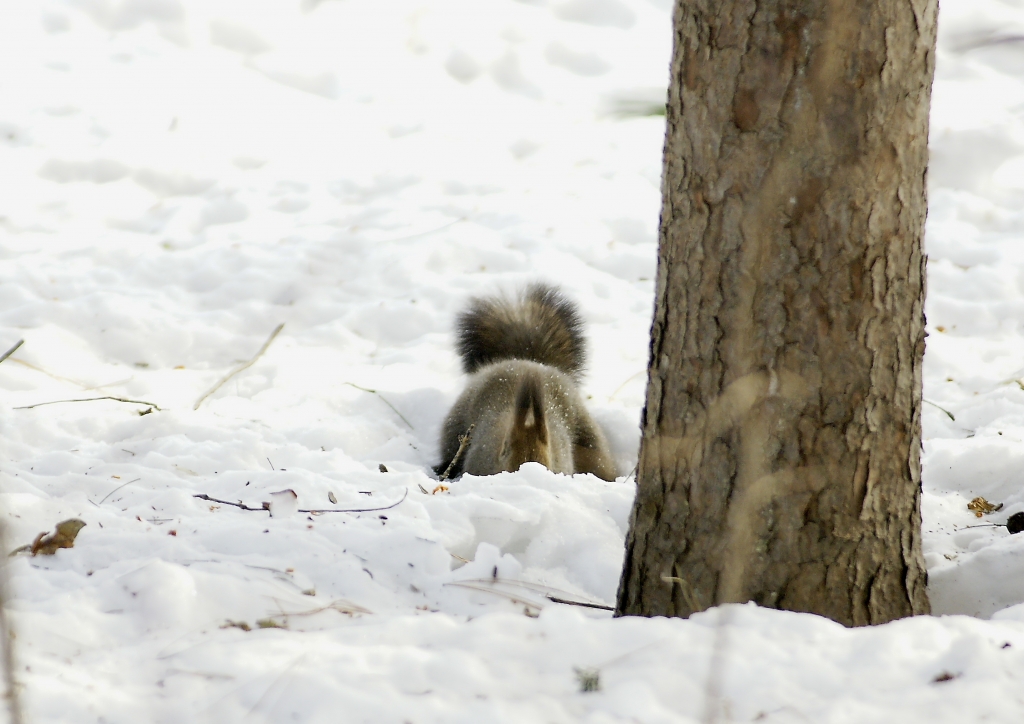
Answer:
434, 283, 617, 481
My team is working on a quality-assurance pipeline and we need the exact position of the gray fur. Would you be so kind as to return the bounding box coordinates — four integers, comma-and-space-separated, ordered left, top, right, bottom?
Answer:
455, 282, 586, 381
436, 285, 616, 481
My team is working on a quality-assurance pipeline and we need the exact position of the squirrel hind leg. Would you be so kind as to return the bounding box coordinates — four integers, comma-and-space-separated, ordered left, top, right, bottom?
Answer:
572, 416, 617, 481
506, 374, 551, 471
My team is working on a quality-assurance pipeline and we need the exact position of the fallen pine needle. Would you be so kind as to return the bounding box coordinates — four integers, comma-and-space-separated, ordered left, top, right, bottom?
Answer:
343, 382, 413, 429
444, 581, 543, 610
267, 598, 371, 617
444, 580, 614, 611
194, 323, 284, 410
453, 577, 615, 611
15, 396, 161, 411
300, 488, 408, 513
546, 595, 614, 611
923, 399, 955, 421
94, 478, 141, 506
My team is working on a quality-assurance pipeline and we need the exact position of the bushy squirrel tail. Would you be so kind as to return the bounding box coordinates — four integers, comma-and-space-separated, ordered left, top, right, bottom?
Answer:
455, 283, 586, 379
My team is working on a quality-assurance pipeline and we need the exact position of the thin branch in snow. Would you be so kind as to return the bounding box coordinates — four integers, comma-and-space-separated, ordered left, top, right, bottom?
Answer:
6, 356, 131, 392
592, 642, 660, 670
607, 369, 645, 400
14, 396, 161, 411
193, 494, 268, 512
545, 595, 614, 611
0, 340, 23, 366
193, 323, 285, 410
244, 655, 305, 719
299, 488, 408, 513
438, 423, 475, 481
92, 478, 142, 506
5, 358, 90, 387
193, 488, 409, 515
923, 399, 955, 421
457, 576, 605, 602
374, 216, 465, 245
444, 581, 543, 611
453, 577, 615, 611
267, 598, 371, 617
342, 382, 413, 429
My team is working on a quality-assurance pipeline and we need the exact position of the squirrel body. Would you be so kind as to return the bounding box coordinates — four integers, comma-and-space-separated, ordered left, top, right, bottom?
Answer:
435, 284, 616, 481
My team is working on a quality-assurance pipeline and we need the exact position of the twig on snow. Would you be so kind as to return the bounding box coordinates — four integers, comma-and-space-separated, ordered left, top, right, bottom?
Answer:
14, 396, 161, 411
193, 494, 268, 512
245, 655, 305, 719
444, 581, 544, 611
342, 382, 413, 429
193, 323, 285, 410
92, 478, 141, 506
923, 399, 955, 421
0, 340, 23, 366
375, 217, 465, 245
193, 488, 409, 515
608, 369, 645, 401
300, 488, 408, 514
545, 595, 614, 611
267, 598, 371, 617
439, 423, 475, 481
446, 578, 615, 611
7, 358, 93, 388
456, 576, 602, 601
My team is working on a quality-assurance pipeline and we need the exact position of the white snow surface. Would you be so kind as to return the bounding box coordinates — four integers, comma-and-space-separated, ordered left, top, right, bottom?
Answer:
2, 0, 1024, 721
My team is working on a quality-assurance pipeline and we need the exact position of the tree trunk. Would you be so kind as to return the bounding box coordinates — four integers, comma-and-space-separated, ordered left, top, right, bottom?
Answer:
616, 0, 935, 626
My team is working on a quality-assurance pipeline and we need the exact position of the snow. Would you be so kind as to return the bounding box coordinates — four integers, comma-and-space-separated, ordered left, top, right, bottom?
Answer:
1, 0, 1024, 721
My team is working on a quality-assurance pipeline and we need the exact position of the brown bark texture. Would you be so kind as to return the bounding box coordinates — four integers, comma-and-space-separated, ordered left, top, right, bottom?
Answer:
617, 0, 936, 626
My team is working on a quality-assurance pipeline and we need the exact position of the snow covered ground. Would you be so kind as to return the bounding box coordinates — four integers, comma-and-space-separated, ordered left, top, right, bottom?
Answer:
2, 0, 1024, 721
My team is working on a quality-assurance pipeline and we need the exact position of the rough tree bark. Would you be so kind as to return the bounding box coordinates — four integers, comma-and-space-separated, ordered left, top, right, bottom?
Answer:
616, 0, 936, 626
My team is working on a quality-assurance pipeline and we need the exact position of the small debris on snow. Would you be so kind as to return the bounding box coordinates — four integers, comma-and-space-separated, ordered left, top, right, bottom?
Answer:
266, 489, 299, 518
10, 519, 86, 557
967, 497, 1002, 517
574, 667, 601, 693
